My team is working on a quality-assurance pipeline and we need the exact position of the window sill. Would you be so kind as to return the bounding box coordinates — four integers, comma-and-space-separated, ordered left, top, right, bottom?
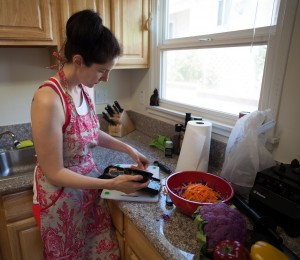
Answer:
146, 105, 232, 143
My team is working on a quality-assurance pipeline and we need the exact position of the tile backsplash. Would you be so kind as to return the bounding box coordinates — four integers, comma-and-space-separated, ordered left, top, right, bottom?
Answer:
0, 123, 32, 150
1, 111, 226, 173
126, 111, 226, 174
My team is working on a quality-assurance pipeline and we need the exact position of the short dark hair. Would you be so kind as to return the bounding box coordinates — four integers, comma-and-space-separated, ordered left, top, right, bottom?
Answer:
64, 9, 121, 66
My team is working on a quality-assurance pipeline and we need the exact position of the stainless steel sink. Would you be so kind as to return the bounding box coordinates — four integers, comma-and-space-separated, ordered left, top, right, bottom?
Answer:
0, 147, 36, 177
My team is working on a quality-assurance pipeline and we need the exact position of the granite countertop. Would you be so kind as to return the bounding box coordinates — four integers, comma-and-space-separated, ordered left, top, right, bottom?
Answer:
0, 130, 197, 259
92, 131, 199, 260
0, 130, 299, 259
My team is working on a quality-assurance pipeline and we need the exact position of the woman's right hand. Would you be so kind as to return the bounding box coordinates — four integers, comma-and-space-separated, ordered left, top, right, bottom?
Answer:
111, 174, 150, 194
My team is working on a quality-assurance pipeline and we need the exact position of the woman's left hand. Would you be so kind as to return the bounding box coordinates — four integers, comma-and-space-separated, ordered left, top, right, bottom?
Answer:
97, 130, 150, 169
129, 147, 149, 170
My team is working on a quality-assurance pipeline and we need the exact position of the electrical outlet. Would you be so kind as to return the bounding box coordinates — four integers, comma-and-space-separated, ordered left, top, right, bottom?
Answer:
139, 90, 145, 104
95, 88, 108, 104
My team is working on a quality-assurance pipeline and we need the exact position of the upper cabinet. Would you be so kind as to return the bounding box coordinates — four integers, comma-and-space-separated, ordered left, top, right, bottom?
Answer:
0, 0, 58, 46
111, 0, 150, 68
57, 0, 111, 50
0, 0, 150, 68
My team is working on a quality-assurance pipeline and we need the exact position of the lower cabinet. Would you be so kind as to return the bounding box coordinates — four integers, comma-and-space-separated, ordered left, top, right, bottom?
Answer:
7, 218, 42, 260
0, 190, 42, 260
108, 201, 163, 260
0, 190, 161, 260
107, 201, 125, 259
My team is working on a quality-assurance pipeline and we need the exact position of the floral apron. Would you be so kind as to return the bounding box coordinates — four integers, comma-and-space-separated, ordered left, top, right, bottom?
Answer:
33, 77, 120, 260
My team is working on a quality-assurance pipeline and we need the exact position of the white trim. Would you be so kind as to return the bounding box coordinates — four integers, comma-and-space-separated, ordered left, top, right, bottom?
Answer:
149, 0, 297, 143
146, 105, 232, 143
259, 0, 298, 118
159, 27, 275, 49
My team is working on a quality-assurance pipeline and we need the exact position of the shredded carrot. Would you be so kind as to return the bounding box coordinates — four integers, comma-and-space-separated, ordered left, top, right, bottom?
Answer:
177, 183, 221, 203
130, 165, 145, 170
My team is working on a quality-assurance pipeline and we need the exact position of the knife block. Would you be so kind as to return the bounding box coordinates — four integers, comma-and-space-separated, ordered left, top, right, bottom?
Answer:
108, 111, 135, 137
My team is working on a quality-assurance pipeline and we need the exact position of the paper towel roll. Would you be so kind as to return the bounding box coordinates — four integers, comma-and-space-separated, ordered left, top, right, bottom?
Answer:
175, 120, 212, 172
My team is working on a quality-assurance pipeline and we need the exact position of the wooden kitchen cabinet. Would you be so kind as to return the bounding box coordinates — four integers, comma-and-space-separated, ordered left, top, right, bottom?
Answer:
57, 0, 111, 50
0, 190, 42, 260
111, 0, 150, 68
1, 0, 150, 68
0, 191, 161, 259
57, 0, 150, 68
0, 0, 58, 46
124, 218, 163, 260
107, 200, 125, 259
7, 217, 42, 260
108, 201, 163, 260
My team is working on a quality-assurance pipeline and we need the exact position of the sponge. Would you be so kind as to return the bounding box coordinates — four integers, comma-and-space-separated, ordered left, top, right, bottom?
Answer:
17, 140, 34, 149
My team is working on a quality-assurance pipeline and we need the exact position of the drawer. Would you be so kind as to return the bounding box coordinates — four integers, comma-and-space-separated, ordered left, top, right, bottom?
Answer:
1, 190, 33, 223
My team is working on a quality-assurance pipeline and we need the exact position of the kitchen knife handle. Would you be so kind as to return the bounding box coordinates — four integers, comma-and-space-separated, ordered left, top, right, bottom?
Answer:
107, 105, 115, 114
153, 161, 173, 174
102, 112, 109, 122
102, 112, 116, 125
114, 101, 124, 112
105, 107, 114, 117
113, 104, 119, 114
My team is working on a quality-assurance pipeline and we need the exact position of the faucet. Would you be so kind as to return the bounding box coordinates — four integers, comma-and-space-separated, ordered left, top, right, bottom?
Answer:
0, 131, 21, 149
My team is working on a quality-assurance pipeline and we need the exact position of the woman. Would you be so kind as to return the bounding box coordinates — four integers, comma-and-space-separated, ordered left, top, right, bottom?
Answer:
31, 10, 149, 259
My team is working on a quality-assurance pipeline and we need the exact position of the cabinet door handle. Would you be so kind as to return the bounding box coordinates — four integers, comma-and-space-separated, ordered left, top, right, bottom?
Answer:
145, 15, 152, 31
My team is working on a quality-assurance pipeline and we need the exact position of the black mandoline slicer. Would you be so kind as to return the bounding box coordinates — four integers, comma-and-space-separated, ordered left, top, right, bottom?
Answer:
99, 165, 161, 195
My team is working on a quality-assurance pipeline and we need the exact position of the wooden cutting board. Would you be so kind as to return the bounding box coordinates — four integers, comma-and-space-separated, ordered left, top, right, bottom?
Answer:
100, 164, 160, 202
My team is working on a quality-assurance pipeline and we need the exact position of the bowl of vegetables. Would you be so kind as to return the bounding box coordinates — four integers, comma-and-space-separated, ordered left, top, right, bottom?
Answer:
165, 171, 234, 216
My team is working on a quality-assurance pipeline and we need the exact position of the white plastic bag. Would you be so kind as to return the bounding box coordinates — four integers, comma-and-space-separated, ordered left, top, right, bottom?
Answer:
220, 109, 276, 192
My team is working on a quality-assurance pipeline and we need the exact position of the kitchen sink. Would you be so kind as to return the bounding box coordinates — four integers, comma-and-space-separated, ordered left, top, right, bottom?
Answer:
0, 147, 36, 177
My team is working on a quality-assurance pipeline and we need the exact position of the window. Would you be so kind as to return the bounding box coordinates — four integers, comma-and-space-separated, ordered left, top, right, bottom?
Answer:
150, 0, 297, 139
162, 46, 266, 115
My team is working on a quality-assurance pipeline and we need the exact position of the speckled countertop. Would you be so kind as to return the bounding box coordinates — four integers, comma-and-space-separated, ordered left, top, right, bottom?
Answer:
0, 130, 198, 259
0, 130, 299, 259
92, 131, 199, 260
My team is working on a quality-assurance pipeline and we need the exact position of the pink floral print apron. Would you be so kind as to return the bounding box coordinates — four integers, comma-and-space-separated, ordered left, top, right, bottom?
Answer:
33, 77, 120, 259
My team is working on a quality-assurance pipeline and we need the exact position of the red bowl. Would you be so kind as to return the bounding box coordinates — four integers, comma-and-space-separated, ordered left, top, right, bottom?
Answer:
166, 171, 234, 216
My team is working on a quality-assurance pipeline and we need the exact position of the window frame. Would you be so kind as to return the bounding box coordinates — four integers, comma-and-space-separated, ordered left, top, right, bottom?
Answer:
148, 0, 298, 142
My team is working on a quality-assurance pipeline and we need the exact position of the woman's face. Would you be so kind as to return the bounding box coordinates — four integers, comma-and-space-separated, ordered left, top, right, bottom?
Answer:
77, 58, 118, 87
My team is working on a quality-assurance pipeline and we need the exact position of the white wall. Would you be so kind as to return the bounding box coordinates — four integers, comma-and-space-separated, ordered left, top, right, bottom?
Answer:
0, 48, 133, 126
94, 69, 134, 115
0, 48, 53, 125
273, 3, 300, 163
